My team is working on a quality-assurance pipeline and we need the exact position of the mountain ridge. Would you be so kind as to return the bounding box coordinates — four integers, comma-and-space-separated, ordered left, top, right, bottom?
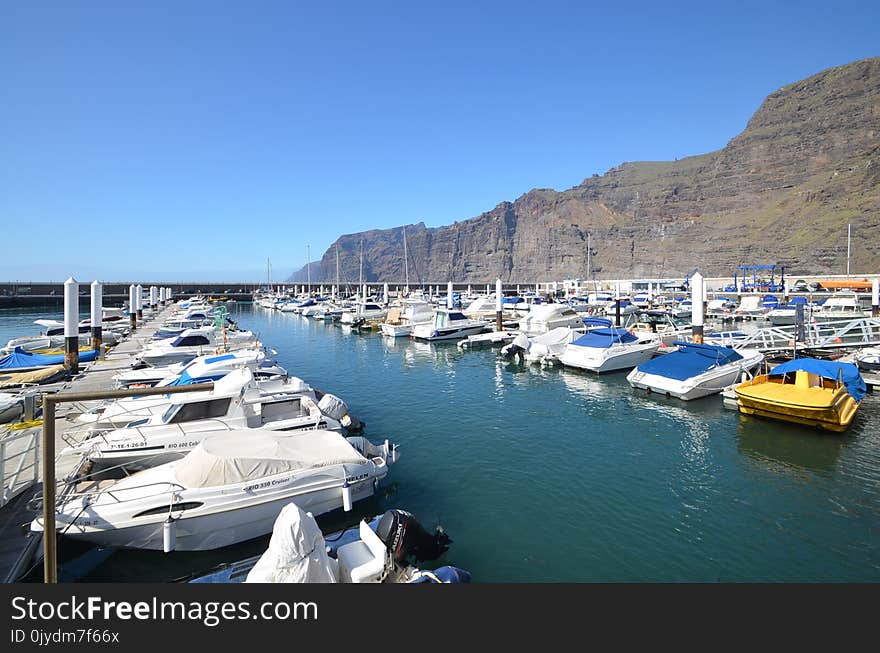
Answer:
291, 57, 880, 284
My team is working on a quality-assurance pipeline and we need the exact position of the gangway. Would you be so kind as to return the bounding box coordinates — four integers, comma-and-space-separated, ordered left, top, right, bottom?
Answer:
701, 317, 880, 353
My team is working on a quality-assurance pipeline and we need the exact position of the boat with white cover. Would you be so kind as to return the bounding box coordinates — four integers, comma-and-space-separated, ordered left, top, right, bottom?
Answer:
626, 342, 765, 400
516, 303, 585, 335
501, 326, 587, 365
33, 429, 398, 551
559, 327, 660, 373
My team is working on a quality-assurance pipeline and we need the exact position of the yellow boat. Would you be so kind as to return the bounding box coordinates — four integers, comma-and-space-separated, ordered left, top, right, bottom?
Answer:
29, 346, 94, 356
734, 358, 865, 432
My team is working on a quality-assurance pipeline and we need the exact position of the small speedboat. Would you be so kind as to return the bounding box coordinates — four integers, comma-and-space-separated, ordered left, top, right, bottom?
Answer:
501, 326, 587, 365
189, 504, 469, 584
379, 301, 434, 338
0, 364, 67, 389
411, 308, 488, 341
854, 347, 880, 372
559, 327, 660, 373
626, 342, 765, 400
112, 349, 286, 389
0, 392, 24, 424
734, 358, 866, 432
34, 429, 398, 551
135, 327, 256, 367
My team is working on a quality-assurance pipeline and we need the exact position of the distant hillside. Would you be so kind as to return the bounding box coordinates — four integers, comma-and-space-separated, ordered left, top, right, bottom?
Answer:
291, 57, 880, 284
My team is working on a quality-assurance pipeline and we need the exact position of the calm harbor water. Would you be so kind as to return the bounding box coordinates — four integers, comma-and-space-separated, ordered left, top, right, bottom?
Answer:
3, 304, 879, 582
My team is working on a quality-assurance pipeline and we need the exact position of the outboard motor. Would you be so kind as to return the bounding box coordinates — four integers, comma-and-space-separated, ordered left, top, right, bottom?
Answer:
317, 393, 363, 431
376, 509, 451, 565
501, 333, 530, 361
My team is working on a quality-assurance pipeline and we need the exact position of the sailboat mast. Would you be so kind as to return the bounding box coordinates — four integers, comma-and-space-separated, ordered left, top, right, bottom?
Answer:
359, 239, 364, 287
587, 233, 592, 292
307, 244, 311, 294
336, 243, 340, 293
403, 226, 409, 289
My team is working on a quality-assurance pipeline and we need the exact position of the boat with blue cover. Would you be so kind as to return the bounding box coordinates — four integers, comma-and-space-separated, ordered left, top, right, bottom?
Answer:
626, 342, 764, 400
0, 346, 98, 373
734, 358, 866, 432
559, 327, 660, 373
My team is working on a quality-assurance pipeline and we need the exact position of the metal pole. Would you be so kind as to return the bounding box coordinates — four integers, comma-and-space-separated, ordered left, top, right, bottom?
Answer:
136, 284, 143, 320
846, 223, 851, 276
872, 278, 879, 317
41, 397, 56, 584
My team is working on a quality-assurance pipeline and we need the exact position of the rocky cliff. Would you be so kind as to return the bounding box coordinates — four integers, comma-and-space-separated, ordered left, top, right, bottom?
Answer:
291, 57, 880, 284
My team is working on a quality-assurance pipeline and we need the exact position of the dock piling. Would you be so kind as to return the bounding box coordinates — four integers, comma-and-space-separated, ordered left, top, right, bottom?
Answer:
873, 279, 879, 317
128, 285, 137, 330
63, 277, 79, 374
90, 280, 102, 352
691, 272, 704, 344
495, 278, 503, 331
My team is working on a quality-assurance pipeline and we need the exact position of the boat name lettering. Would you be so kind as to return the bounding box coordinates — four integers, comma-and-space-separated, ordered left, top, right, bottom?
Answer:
243, 477, 291, 492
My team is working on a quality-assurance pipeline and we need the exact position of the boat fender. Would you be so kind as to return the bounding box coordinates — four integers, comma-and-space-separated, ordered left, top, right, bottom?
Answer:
341, 482, 353, 512
163, 517, 176, 553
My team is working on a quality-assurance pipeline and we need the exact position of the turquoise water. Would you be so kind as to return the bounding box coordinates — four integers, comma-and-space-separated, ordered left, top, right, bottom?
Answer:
3, 304, 879, 581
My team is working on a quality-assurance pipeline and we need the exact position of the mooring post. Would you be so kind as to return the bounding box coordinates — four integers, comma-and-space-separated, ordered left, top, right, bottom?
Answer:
383, 282, 389, 306
495, 278, 503, 331
447, 281, 454, 309
63, 277, 79, 374
90, 280, 102, 352
615, 298, 621, 327
873, 278, 879, 317
128, 284, 137, 330
692, 272, 705, 344
136, 284, 143, 320
796, 301, 805, 342
150, 285, 158, 313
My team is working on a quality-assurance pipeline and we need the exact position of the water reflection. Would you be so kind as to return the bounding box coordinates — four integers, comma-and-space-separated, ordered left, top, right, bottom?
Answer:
736, 415, 847, 475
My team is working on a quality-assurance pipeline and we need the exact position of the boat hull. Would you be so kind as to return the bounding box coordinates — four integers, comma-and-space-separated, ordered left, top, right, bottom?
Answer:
734, 374, 860, 432
560, 341, 659, 373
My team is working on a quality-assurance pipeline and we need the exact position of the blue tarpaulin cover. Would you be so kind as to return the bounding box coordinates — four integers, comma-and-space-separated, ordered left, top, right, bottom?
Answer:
770, 358, 867, 402
0, 346, 98, 370
570, 328, 638, 348
636, 342, 742, 381
582, 317, 613, 328
164, 369, 226, 387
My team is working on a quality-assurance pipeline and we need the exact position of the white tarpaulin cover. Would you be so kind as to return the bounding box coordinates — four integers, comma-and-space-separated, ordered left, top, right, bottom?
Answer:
174, 429, 367, 488
245, 502, 337, 583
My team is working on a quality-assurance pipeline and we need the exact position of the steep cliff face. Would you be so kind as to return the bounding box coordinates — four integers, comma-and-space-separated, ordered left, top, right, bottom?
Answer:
292, 58, 880, 284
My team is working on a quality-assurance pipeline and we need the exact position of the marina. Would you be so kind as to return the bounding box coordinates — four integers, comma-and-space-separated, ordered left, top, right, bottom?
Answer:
1, 277, 879, 583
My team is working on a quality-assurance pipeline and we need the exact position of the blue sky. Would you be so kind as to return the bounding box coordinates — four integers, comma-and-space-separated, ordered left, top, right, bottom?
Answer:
2, 1, 877, 282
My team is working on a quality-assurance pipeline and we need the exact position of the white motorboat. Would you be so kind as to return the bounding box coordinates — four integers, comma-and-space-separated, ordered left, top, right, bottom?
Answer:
411, 309, 488, 341
462, 295, 502, 319
112, 349, 286, 389
34, 429, 398, 551
135, 327, 256, 367
812, 294, 868, 323
516, 304, 584, 335
63, 383, 358, 471
339, 301, 388, 325
379, 301, 434, 338
77, 368, 312, 430
735, 295, 770, 318
626, 342, 765, 400
559, 327, 660, 373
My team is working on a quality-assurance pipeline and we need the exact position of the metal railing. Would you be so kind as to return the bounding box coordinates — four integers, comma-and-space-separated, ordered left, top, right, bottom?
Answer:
0, 427, 41, 507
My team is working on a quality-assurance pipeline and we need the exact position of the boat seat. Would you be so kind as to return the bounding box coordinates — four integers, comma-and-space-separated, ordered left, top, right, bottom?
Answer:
335, 521, 388, 583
